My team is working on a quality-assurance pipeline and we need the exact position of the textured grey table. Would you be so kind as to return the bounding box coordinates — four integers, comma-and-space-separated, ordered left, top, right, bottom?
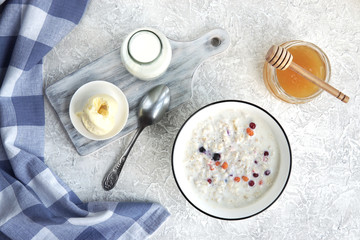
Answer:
44, 1, 360, 239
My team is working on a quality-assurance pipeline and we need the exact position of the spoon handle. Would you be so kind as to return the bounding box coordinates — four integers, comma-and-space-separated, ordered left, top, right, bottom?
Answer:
102, 127, 144, 191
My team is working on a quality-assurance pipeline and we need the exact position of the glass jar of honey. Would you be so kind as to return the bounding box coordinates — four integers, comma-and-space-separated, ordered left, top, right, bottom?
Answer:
263, 40, 331, 104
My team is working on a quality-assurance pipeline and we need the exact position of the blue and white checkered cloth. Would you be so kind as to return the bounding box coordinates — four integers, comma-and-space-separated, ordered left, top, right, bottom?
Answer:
0, 1, 169, 239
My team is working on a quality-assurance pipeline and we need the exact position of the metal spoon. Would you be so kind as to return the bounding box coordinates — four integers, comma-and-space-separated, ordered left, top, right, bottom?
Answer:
102, 85, 171, 191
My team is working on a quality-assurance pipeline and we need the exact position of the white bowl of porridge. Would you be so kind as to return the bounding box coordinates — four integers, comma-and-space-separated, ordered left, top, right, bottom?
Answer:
172, 100, 291, 220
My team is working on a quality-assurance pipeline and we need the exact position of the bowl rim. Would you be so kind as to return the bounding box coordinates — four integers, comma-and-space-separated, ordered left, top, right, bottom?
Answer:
69, 80, 129, 141
171, 100, 292, 220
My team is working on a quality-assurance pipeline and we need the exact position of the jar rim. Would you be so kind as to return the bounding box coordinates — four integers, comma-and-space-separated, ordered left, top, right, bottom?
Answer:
128, 30, 163, 64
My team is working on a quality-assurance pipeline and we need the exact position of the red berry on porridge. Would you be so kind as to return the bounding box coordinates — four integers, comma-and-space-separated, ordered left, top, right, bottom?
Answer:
248, 180, 255, 187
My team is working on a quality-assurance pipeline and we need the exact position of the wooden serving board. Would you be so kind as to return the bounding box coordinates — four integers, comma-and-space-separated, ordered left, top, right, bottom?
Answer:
45, 29, 230, 156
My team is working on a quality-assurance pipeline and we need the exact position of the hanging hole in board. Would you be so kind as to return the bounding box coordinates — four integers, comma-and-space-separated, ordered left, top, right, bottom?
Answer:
211, 37, 221, 47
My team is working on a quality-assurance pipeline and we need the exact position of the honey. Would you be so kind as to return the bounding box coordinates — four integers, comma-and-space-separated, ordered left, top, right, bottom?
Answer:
276, 45, 326, 98
263, 40, 331, 104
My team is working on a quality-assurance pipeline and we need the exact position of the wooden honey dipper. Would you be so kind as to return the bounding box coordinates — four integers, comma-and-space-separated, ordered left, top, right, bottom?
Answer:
265, 45, 349, 103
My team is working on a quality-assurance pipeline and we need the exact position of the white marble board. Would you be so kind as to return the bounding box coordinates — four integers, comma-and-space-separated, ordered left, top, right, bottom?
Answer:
45, 29, 230, 156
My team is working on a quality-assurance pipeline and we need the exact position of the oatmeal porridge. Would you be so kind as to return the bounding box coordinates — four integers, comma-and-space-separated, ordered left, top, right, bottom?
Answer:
184, 108, 280, 208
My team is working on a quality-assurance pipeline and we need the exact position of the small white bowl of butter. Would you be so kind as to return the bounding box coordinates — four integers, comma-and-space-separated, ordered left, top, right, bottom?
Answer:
69, 81, 129, 141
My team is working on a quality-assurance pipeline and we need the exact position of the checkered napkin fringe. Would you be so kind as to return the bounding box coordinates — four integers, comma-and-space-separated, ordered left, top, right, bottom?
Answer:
0, 1, 169, 239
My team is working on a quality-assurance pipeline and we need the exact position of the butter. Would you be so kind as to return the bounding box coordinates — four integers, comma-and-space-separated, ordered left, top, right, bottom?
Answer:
80, 94, 118, 136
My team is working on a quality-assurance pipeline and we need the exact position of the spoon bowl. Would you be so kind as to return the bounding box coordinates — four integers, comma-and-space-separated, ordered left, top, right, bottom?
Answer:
102, 85, 170, 191
138, 85, 170, 127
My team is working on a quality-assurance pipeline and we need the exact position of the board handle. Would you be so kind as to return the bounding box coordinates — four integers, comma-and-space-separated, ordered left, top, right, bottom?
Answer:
202, 28, 231, 56
170, 28, 230, 62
